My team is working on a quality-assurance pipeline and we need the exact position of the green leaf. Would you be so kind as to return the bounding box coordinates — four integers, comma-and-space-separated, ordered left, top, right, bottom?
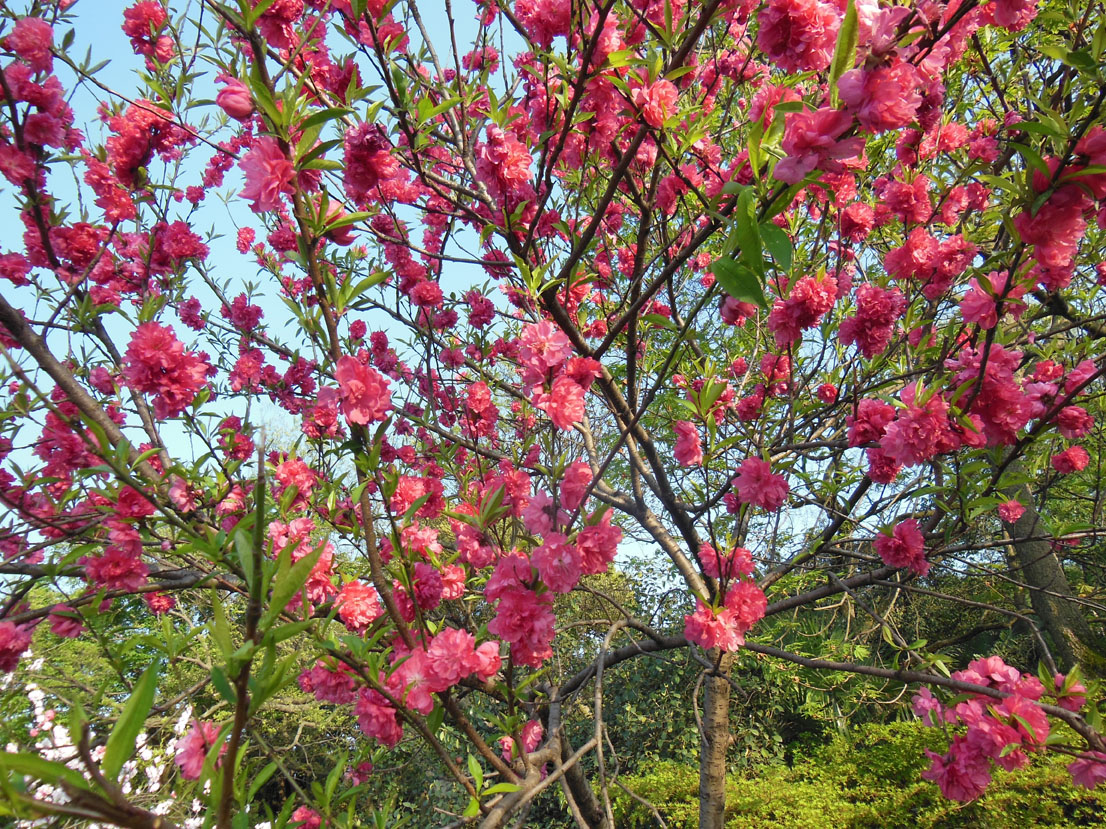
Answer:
247, 762, 278, 802
211, 591, 233, 657
1011, 142, 1050, 179
482, 782, 522, 795
0, 753, 91, 792
760, 222, 793, 272
260, 543, 325, 631
235, 530, 256, 592
462, 796, 481, 818
467, 754, 484, 792
266, 618, 316, 645
829, 0, 859, 102
102, 662, 160, 779
416, 96, 462, 125
711, 257, 768, 310
212, 666, 237, 704
298, 106, 352, 133
733, 186, 764, 277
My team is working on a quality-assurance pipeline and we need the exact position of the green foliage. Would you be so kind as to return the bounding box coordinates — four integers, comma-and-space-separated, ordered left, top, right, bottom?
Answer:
612, 721, 1106, 828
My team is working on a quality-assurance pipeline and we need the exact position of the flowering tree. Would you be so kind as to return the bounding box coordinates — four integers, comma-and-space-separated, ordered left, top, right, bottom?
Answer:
2, 0, 1106, 825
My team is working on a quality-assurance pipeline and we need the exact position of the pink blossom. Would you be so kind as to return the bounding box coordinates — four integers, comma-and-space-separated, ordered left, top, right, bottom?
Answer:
1056, 406, 1094, 440
476, 125, 535, 206
839, 202, 875, 242
998, 693, 1049, 744
344, 123, 400, 204
515, 0, 572, 49
6, 17, 54, 73
1053, 672, 1087, 712
838, 61, 923, 133
912, 687, 944, 727
48, 604, 83, 638
426, 627, 478, 689
299, 661, 357, 704
412, 562, 444, 610
997, 499, 1025, 523
1013, 184, 1088, 271
1051, 446, 1090, 474
774, 107, 865, 184
123, 2, 172, 62
874, 518, 929, 575
576, 512, 622, 574
487, 587, 555, 667
472, 641, 503, 680
239, 136, 295, 213
216, 77, 254, 121
757, 0, 841, 73
356, 688, 403, 747
721, 297, 758, 326
169, 476, 198, 513
700, 542, 754, 580
82, 547, 149, 591
734, 457, 789, 512
122, 322, 209, 419
959, 271, 1027, 329
767, 273, 837, 348
537, 375, 587, 430
501, 719, 545, 762
632, 79, 679, 128
175, 720, 224, 780
673, 421, 703, 467
847, 398, 896, 446
337, 580, 384, 632
921, 738, 992, 802
1068, 753, 1106, 789
880, 386, 956, 467
560, 461, 593, 511
532, 533, 582, 593
986, 0, 1039, 30
684, 580, 766, 652
866, 447, 901, 484
518, 321, 573, 381
292, 807, 323, 829
0, 621, 33, 672
1065, 359, 1099, 394
387, 648, 436, 714
335, 355, 391, 425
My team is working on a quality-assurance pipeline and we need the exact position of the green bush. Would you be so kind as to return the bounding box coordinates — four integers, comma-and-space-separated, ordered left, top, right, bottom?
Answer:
612, 721, 1106, 828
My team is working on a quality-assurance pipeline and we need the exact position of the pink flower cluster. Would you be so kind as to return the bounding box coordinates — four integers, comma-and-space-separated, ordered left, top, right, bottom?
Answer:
767, 273, 837, 348
175, 720, 225, 780
839, 283, 906, 358
122, 322, 210, 419
874, 518, 928, 576
518, 321, 600, 431
335, 355, 392, 425
674, 420, 703, 467
914, 658, 1088, 801
733, 457, 789, 512
757, 0, 841, 73
684, 579, 767, 652
774, 107, 864, 184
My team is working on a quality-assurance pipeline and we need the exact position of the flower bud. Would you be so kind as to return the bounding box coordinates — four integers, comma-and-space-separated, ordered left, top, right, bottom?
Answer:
216, 77, 254, 121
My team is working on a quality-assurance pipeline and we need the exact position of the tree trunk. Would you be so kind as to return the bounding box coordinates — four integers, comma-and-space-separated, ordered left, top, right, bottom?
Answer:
1004, 466, 1106, 675
698, 652, 733, 829
560, 733, 609, 829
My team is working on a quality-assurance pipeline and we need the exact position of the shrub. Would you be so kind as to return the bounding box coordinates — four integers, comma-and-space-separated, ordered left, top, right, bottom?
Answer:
613, 721, 1106, 828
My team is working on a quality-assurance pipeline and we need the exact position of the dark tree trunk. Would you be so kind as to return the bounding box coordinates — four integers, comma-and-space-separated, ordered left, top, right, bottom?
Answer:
560, 733, 609, 829
1004, 466, 1106, 675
